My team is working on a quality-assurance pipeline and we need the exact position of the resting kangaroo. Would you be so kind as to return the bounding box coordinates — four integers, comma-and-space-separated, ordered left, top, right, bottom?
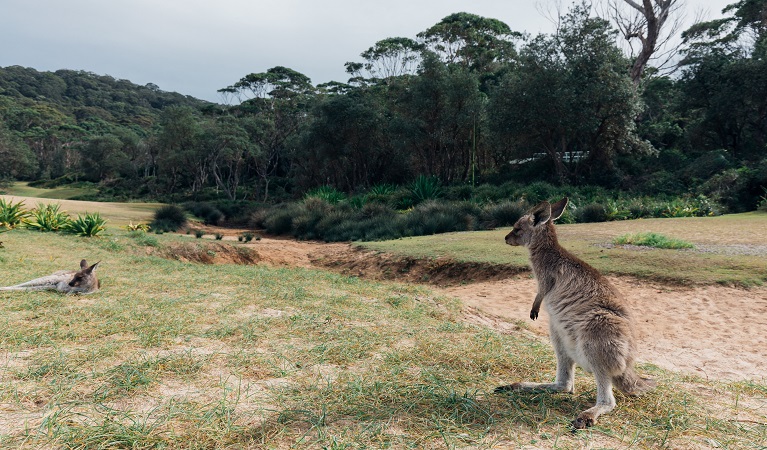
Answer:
497, 198, 654, 429
0, 259, 101, 294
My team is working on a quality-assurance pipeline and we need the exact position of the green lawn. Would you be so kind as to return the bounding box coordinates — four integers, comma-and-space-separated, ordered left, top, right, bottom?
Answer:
2, 181, 98, 199
357, 213, 767, 286
0, 194, 162, 227
0, 229, 765, 448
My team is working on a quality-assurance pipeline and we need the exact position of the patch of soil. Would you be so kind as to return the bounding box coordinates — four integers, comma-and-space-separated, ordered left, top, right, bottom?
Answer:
155, 242, 260, 265
310, 245, 527, 285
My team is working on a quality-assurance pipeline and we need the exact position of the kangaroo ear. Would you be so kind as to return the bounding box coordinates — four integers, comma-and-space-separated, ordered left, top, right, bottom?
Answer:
80, 259, 88, 270
531, 202, 552, 226
87, 261, 101, 273
550, 197, 569, 221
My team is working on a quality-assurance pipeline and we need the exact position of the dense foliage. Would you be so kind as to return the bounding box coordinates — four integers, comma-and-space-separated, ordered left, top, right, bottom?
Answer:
1, 1, 765, 233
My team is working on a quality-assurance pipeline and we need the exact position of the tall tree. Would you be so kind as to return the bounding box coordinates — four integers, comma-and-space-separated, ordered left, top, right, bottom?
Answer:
490, 3, 651, 185
601, 0, 685, 84
417, 12, 521, 74
219, 67, 316, 201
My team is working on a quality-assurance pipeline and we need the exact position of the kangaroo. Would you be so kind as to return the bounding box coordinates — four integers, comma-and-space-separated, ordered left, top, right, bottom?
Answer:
0, 259, 101, 294
497, 198, 654, 429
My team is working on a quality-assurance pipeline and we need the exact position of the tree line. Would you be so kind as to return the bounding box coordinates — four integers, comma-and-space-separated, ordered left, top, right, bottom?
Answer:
1, 0, 765, 213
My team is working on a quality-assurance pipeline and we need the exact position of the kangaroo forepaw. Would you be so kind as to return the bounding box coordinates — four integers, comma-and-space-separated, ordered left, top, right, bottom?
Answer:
530, 309, 539, 320
572, 413, 595, 430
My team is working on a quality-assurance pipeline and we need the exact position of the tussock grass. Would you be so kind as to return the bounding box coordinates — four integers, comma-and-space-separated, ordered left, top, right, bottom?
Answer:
613, 232, 694, 249
0, 230, 765, 448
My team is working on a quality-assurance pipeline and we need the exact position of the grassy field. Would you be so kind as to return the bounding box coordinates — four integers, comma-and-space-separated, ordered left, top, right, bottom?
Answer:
1, 181, 99, 200
0, 194, 162, 228
358, 212, 767, 286
1, 227, 766, 448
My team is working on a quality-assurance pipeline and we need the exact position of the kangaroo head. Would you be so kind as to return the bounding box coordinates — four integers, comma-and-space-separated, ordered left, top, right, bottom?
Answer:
68, 259, 101, 293
505, 197, 568, 247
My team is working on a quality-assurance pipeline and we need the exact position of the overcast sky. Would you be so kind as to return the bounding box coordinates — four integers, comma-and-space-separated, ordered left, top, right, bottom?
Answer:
1, 0, 732, 103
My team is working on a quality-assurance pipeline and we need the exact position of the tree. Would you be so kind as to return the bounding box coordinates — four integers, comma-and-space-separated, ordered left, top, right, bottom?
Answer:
219, 67, 316, 201
0, 125, 37, 179
489, 3, 651, 185
396, 54, 486, 183
345, 37, 423, 82
600, 0, 685, 84
417, 12, 521, 74
678, 0, 767, 158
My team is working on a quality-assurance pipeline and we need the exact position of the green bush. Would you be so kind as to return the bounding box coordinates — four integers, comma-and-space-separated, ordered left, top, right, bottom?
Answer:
151, 205, 188, 232
0, 198, 30, 229
575, 203, 608, 223
305, 185, 346, 204
410, 175, 442, 204
65, 212, 107, 237
25, 203, 71, 232
613, 232, 694, 249
481, 200, 527, 229
184, 202, 224, 225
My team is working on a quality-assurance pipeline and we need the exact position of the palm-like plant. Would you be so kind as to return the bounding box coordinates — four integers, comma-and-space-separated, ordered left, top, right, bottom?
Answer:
25, 203, 71, 232
65, 212, 107, 237
0, 198, 30, 229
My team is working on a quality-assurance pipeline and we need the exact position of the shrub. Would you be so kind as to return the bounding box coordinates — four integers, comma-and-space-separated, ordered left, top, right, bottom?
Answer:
575, 203, 608, 223
214, 233, 224, 240
184, 202, 224, 225
613, 232, 694, 249
0, 198, 30, 229
480, 200, 527, 229
151, 205, 188, 232
65, 212, 107, 237
241, 232, 255, 242
125, 221, 151, 232
305, 185, 346, 204
410, 175, 442, 204
194, 229, 204, 238
25, 203, 71, 232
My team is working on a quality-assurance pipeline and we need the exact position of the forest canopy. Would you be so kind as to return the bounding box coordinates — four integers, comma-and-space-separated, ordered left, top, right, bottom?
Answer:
1, 0, 765, 217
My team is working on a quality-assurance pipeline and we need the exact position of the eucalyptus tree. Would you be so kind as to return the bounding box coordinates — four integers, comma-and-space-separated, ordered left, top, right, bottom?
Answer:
599, 0, 685, 84
416, 12, 521, 75
345, 37, 423, 83
395, 53, 486, 184
677, 0, 767, 158
489, 3, 651, 185
219, 66, 316, 201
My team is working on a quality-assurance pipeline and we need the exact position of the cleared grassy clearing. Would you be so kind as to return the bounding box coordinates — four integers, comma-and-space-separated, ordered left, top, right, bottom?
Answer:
0, 194, 162, 227
0, 230, 765, 448
2, 181, 99, 200
358, 213, 767, 286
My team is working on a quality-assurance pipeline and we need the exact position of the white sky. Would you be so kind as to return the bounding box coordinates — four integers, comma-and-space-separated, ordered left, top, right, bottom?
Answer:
1, 0, 732, 102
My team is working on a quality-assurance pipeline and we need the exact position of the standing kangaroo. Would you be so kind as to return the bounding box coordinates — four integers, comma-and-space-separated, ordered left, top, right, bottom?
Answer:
498, 198, 654, 429
0, 259, 101, 294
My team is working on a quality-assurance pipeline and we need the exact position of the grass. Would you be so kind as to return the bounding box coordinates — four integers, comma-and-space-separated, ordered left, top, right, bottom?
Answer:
613, 232, 694, 249
2, 181, 98, 199
1, 229, 766, 448
0, 194, 163, 228
358, 213, 767, 286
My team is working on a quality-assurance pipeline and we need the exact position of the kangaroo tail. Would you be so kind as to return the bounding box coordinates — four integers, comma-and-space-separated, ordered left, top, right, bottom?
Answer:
614, 367, 656, 396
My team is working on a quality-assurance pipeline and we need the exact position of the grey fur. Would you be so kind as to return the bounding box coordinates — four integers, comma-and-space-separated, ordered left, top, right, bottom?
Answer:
498, 198, 655, 429
0, 259, 101, 294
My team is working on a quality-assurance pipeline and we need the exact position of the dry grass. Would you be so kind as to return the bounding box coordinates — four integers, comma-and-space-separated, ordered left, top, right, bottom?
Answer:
1, 228, 765, 448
